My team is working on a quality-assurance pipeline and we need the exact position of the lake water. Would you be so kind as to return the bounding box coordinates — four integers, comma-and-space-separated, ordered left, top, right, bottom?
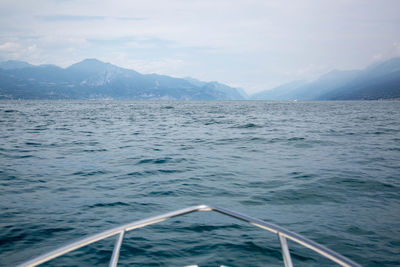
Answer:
0, 100, 399, 266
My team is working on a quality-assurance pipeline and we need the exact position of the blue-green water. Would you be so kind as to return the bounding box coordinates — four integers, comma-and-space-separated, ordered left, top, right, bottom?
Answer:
0, 100, 399, 266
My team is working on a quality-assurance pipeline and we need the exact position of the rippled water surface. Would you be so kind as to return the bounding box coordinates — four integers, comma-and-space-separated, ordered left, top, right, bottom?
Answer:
0, 100, 399, 266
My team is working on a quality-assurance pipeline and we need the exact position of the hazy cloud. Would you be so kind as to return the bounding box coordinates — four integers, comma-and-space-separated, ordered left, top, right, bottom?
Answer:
35, 15, 147, 22
0, 42, 20, 52
115, 17, 147, 21
35, 15, 107, 21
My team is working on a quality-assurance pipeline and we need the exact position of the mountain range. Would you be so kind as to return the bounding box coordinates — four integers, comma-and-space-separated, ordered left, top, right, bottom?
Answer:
252, 57, 400, 100
0, 59, 246, 100
0, 57, 399, 100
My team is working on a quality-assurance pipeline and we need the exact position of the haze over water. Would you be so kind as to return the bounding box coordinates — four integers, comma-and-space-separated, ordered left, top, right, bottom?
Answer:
0, 100, 399, 266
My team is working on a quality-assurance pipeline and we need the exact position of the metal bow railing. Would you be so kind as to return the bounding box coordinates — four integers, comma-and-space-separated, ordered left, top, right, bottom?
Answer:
17, 205, 360, 267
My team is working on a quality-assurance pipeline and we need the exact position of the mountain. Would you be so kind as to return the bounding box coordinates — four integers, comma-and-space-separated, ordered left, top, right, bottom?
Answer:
0, 59, 245, 100
319, 58, 400, 100
252, 57, 400, 100
251, 80, 307, 100
235, 88, 249, 99
184, 77, 247, 100
0, 60, 34, 69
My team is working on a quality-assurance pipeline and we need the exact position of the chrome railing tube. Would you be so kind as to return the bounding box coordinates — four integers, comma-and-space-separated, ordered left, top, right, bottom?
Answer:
208, 205, 360, 267
17, 205, 207, 267
17, 204, 361, 267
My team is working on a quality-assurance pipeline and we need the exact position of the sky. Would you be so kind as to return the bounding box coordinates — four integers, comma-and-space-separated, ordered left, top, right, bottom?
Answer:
0, 0, 399, 94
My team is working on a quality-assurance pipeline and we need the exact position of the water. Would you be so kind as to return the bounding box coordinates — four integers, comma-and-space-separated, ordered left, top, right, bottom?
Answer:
0, 100, 399, 267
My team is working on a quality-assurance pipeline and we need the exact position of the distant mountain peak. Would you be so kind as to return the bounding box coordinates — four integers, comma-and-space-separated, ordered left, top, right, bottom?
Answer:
0, 60, 34, 70
82, 58, 103, 62
318, 69, 359, 81
66, 58, 118, 77
68, 58, 111, 69
79, 58, 108, 65
38, 64, 62, 69
365, 56, 400, 74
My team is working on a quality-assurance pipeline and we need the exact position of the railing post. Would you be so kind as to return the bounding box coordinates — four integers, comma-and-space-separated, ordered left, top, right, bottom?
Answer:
109, 230, 125, 267
278, 233, 293, 267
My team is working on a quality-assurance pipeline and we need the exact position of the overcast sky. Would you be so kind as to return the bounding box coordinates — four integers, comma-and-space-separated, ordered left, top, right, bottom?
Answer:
0, 0, 399, 93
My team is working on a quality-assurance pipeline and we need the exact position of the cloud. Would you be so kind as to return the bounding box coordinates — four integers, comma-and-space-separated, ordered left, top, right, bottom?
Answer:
393, 42, 400, 56
125, 58, 187, 75
35, 15, 107, 21
87, 36, 173, 47
115, 17, 147, 21
372, 41, 400, 62
0, 42, 20, 52
35, 15, 147, 22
